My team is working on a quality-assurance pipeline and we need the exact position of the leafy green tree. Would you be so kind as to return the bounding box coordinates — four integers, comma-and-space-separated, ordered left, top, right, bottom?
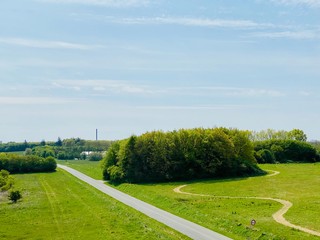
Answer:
250, 129, 307, 142
40, 140, 46, 146
288, 129, 307, 142
32, 146, 55, 158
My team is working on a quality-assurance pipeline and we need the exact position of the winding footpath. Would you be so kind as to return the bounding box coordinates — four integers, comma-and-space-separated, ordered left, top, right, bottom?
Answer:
173, 170, 320, 237
58, 164, 231, 240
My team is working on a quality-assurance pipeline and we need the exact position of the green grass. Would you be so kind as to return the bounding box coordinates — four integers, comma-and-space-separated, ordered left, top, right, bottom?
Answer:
58, 160, 103, 180
53, 161, 320, 239
0, 169, 188, 240
110, 164, 320, 240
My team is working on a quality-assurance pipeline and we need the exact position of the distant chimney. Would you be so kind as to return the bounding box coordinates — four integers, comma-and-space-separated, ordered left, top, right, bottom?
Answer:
96, 129, 98, 141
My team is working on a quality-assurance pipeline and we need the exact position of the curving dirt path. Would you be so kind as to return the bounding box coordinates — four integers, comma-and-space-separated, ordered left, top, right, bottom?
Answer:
173, 171, 320, 237
265, 169, 280, 177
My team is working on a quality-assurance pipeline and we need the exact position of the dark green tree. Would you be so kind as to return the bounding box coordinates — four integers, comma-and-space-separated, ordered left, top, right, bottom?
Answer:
55, 137, 63, 147
8, 190, 22, 203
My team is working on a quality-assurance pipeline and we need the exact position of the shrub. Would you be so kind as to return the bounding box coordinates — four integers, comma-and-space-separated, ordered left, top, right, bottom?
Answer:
257, 149, 276, 163
87, 152, 103, 161
0, 170, 14, 191
8, 190, 22, 203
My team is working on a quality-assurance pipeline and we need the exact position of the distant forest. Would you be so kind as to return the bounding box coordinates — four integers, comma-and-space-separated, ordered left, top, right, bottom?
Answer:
0, 138, 113, 160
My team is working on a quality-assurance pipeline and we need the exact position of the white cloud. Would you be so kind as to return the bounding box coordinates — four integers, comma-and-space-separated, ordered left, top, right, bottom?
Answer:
174, 87, 285, 97
270, 0, 320, 7
0, 97, 78, 105
251, 30, 320, 39
103, 16, 272, 29
0, 37, 99, 50
53, 80, 151, 94
37, 0, 150, 7
136, 105, 246, 110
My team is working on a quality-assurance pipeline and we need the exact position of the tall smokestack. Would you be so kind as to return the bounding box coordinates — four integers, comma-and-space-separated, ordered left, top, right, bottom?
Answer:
96, 129, 98, 141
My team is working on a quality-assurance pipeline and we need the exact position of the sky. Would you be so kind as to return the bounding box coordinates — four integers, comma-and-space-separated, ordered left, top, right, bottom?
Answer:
0, 0, 319, 143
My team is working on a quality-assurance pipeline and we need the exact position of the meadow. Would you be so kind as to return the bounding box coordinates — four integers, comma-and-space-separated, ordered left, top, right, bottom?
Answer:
4, 160, 318, 239
114, 164, 320, 239
61, 161, 320, 239
0, 168, 187, 240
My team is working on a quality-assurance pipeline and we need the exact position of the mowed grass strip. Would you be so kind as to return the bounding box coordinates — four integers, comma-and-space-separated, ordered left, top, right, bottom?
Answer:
111, 164, 320, 240
0, 169, 188, 240
58, 160, 103, 180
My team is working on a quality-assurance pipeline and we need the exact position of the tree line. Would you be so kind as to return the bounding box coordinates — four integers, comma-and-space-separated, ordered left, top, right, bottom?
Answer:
0, 153, 56, 173
0, 138, 113, 160
102, 128, 265, 183
254, 140, 319, 163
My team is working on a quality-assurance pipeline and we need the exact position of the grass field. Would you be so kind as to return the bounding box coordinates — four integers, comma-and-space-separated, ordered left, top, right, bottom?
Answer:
8, 160, 320, 240
112, 164, 320, 240
48, 161, 320, 239
0, 169, 188, 240
58, 160, 103, 180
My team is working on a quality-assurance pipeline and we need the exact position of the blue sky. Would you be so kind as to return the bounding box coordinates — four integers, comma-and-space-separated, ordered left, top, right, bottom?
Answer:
0, 0, 319, 142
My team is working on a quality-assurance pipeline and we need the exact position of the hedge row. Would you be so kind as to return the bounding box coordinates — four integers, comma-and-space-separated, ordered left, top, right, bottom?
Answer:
0, 153, 57, 173
102, 128, 265, 183
254, 140, 319, 163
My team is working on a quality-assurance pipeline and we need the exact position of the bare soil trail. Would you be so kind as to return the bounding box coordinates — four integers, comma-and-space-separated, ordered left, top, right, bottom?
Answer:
173, 170, 320, 237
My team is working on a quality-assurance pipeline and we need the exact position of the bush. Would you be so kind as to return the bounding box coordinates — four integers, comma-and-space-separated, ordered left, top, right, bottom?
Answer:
0, 170, 14, 191
257, 149, 276, 163
87, 152, 103, 161
8, 190, 22, 203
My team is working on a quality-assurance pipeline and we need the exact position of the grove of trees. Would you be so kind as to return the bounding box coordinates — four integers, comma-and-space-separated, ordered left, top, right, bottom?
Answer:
102, 128, 265, 183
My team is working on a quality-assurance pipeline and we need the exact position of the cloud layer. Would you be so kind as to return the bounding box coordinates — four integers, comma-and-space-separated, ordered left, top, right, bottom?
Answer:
37, 0, 150, 7
0, 38, 98, 50
270, 0, 320, 7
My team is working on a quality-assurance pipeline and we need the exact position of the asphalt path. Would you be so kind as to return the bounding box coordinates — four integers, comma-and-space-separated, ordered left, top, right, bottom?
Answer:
58, 164, 231, 240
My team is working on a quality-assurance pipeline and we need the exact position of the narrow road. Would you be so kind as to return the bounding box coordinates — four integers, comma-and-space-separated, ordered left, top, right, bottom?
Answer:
58, 164, 231, 240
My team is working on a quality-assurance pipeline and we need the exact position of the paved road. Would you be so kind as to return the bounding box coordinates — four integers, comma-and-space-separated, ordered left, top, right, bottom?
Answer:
58, 164, 231, 240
